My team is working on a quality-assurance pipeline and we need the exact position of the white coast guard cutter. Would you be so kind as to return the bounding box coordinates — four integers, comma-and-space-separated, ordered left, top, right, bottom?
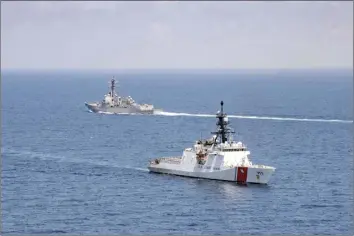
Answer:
148, 101, 276, 184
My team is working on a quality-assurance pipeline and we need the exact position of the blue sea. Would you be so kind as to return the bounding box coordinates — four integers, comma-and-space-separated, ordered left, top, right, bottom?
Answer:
1, 69, 353, 235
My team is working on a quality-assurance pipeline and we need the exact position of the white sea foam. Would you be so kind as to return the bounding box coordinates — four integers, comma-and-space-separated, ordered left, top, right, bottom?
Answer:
154, 111, 352, 124
1, 148, 148, 173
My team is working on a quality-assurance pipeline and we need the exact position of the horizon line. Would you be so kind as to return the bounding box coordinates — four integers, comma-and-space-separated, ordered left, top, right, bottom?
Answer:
1, 67, 353, 72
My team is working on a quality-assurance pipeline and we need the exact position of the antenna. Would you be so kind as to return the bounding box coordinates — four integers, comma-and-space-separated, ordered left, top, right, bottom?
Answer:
110, 76, 115, 96
211, 101, 235, 143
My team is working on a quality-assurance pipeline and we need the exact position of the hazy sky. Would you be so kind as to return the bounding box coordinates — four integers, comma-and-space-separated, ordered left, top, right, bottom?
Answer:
1, 1, 353, 70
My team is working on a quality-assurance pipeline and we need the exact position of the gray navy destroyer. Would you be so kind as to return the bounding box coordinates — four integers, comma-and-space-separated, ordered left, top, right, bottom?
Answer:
85, 77, 162, 114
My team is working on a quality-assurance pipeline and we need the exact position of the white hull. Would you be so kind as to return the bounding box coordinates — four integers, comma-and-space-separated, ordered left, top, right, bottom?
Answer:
147, 101, 276, 185
148, 162, 275, 184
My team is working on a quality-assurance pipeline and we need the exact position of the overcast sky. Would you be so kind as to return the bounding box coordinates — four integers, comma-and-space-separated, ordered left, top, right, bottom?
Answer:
1, 1, 353, 70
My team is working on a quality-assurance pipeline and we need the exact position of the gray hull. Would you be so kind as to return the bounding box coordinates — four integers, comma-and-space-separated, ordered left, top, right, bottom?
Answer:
85, 102, 161, 114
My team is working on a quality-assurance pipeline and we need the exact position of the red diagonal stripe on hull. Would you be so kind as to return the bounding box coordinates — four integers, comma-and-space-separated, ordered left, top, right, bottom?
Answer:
236, 167, 248, 183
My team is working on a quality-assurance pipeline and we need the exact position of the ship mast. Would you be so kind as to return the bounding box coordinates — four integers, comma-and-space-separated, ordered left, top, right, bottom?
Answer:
211, 101, 235, 143
110, 77, 116, 96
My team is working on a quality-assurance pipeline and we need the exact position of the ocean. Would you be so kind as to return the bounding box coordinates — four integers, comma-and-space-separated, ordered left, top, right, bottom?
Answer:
1, 69, 353, 235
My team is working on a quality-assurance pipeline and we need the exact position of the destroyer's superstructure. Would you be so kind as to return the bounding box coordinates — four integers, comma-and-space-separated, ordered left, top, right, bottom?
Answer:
148, 101, 276, 184
85, 77, 162, 114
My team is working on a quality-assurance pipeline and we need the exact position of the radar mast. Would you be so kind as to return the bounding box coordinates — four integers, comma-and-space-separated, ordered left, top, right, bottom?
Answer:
211, 101, 235, 143
110, 76, 116, 97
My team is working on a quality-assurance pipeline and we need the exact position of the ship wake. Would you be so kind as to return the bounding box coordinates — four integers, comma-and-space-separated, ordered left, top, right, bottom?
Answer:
154, 111, 352, 124
87, 109, 352, 124
1, 148, 149, 173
